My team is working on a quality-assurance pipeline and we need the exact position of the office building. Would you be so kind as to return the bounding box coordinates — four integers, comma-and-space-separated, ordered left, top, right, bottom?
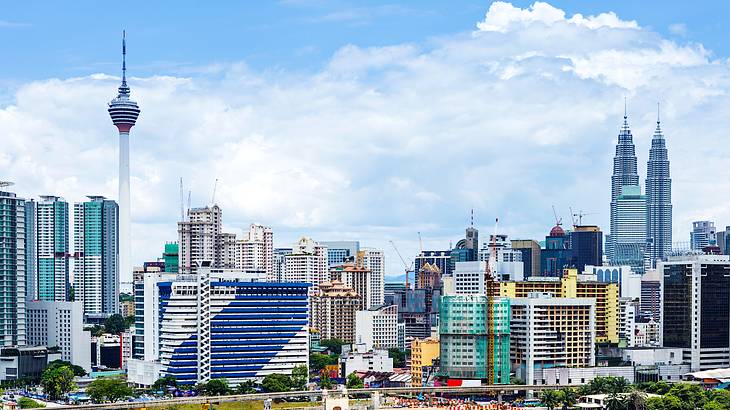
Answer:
73, 196, 119, 318
320, 241, 360, 267
284, 237, 328, 295
36, 196, 70, 301
340, 345, 393, 376
499, 268, 619, 343
453, 261, 486, 294
177, 205, 224, 274
158, 266, 309, 384
541, 224, 571, 277
585, 265, 641, 299
393, 288, 431, 342
384, 283, 406, 305
511, 239, 541, 278
24, 199, 37, 302
608, 111, 640, 261
660, 255, 730, 371
108, 32, 140, 288
717, 227, 730, 255
570, 225, 602, 274
415, 250, 452, 278
331, 264, 375, 311
510, 294, 595, 386
439, 294, 510, 383
610, 185, 647, 273
0, 347, 60, 382
690, 221, 716, 250
451, 218, 480, 268
479, 234, 524, 281
26, 301, 91, 372
310, 280, 360, 343
640, 269, 661, 321
645, 115, 672, 264
0, 185, 27, 346
356, 305, 399, 350
410, 338, 439, 387
232, 224, 274, 280
360, 248, 385, 308
273, 248, 291, 283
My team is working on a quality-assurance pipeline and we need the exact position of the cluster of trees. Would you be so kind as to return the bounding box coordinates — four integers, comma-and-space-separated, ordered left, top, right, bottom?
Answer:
86, 377, 134, 403
40, 362, 80, 400
643, 383, 730, 410
17, 396, 45, 409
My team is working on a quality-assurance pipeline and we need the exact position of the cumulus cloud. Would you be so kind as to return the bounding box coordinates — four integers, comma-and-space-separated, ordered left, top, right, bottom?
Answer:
2, 2, 730, 279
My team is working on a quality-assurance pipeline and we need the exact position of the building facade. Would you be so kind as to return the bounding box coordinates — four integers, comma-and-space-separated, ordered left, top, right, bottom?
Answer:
284, 237, 328, 296
570, 225, 602, 274
645, 117, 672, 265
510, 294, 595, 386
439, 295, 510, 384
611, 185, 647, 273
73, 196, 119, 318
26, 300, 91, 372
36, 196, 70, 301
511, 240, 541, 279
158, 266, 309, 384
360, 248, 385, 308
233, 224, 273, 280
608, 112, 640, 262
690, 221, 716, 251
177, 205, 223, 274
320, 241, 360, 267
309, 280, 360, 343
356, 305, 399, 350
410, 338, 439, 387
0, 187, 27, 346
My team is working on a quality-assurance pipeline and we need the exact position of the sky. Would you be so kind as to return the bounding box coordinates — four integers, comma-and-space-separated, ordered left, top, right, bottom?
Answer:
2, 1, 730, 280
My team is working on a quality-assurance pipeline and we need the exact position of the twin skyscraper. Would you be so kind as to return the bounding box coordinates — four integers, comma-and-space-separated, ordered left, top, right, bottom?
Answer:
607, 104, 672, 271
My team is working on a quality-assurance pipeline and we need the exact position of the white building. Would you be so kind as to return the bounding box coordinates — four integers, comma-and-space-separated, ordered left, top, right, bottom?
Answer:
690, 221, 716, 250
233, 224, 274, 280
284, 237, 328, 295
478, 235, 524, 281
453, 261, 486, 294
26, 300, 91, 372
360, 248, 385, 308
510, 294, 595, 386
584, 265, 641, 299
177, 205, 223, 274
356, 305, 399, 350
36, 196, 69, 302
341, 345, 393, 376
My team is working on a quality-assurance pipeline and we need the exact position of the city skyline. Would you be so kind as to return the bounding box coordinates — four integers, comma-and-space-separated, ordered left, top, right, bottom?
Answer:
3, 2, 730, 276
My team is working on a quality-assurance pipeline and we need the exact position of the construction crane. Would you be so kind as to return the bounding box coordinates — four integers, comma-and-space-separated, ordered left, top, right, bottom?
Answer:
390, 240, 413, 290
571, 208, 596, 226
484, 217, 499, 384
551, 205, 562, 227
187, 190, 192, 221
179, 178, 185, 222
417, 231, 423, 254
210, 178, 219, 206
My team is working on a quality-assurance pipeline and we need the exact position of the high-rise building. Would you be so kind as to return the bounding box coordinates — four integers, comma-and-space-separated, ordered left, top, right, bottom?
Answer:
108, 31, 140, 286
415, 250, 452, 278
510, 293, 595, 386
541, 224, 571, 277
660, 255, 730, 371
451, 217, 480, 269
330, 264, 373, 311
284, 237, 328, 295
610, 185, 647, 273
690, 221, 716, 250
569, 225, 603, 273
479, 234, 524, 281
272, 248, 291, 283
640, 269, 661, 321
356, 305, 399, 350
453, 261, 487, 295
156, 266, 309, 385
716, 226, 730, 255
0, 184, 27, 346
499, 268, 619, 343
36, 196, 70, 301
24, 199, 37, 302
360, 248, 385, 308
309, 280, 360, 343
233, 224, 273, 280
511, 239, 541, 278
608, 111, 640, 261
177, 205, 223, 274
439, 295, 510, 383
73, 196, 119, 318
320, 241, 360, 267
26, 301, 91, 372
645, 113, 672, 264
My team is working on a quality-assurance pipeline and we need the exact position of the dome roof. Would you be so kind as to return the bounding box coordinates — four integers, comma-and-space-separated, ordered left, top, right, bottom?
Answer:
550, 224, 565, 236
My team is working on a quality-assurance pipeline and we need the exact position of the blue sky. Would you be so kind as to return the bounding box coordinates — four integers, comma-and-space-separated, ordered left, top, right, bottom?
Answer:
0, 1, 726, 81
2, 1, 730, 279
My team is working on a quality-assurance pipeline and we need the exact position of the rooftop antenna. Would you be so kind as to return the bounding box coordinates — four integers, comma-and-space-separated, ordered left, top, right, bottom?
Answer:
470, 209, 474, 228
623, 96, 627, 119
657, 102, 660, 124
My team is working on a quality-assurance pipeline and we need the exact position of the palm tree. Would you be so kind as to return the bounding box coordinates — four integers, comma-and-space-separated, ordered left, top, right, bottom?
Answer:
560, 387, 578, 410
608, 377, 630, 394
541, 390, 562, 410
625, 390, 647, 410
605, 393, 628, 410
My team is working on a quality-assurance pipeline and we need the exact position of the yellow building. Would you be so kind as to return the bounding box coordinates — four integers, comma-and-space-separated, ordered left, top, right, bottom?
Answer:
499, 268, 619, 343
410, 338, 440, 387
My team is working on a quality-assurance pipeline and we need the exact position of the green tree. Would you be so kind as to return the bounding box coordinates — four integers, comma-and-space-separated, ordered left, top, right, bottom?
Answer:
124, 315, 135, 328
346, 372, 363, 389
152, 375, 178, 391
319, 374, 334, 390
291, 365, 308, 390
17, 396, 46, 409
262, 374, 292, 393
46, 360, 87, 377
236, 380, 258, 394
646, 396, 666, 410
309, 353, 338, 372
319, 339, 346, 355
540, 390, 561, 410
661, 395, 684, 410
198, 379, 229, 396
703, 402, 723, 410
388, 348, 407, 368
559, 387, 578, 410
86, 377, 134, 403
41, 365, 76, 400
709, 390, 730, 408
626, 389, 648, 410
666, 383, 707, 409
607, 377, 631, 395
104, 314, 127, 334
605, 393, 628, 410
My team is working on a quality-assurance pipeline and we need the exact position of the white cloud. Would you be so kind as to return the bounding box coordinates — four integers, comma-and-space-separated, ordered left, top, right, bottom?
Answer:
2, 2, 730, 279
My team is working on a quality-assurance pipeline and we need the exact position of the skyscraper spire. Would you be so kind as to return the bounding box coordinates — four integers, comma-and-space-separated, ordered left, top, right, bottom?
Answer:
656, 101, 660, 124
117, 30, 130, 97
646, 102, 671, 265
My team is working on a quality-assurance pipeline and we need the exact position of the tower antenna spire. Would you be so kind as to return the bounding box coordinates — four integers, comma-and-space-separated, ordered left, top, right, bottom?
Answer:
122, 30, 127, 86
470, 209, 474, 228
623, 96, 627, 119
657, 101, 660, 124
